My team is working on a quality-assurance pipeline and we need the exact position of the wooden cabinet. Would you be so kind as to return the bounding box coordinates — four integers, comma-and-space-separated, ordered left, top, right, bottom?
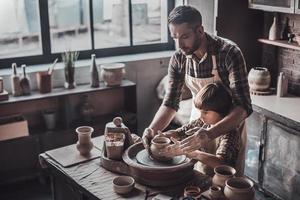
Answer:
0, 80, 137, 184
249, 0, 295, 13
245, 108, 300, 200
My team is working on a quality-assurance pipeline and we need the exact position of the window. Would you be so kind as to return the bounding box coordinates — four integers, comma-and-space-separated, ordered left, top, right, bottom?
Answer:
0, 0, 174, 69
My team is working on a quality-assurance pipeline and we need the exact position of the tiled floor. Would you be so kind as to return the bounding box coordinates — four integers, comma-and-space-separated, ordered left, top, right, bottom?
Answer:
0, 178, 51, 200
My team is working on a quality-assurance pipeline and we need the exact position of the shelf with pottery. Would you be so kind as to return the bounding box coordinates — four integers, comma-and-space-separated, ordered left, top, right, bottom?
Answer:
258, 38, 300, 50
0, 80, 135, 105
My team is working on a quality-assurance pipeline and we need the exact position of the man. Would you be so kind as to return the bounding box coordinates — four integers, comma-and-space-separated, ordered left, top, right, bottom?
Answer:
142, 5, 252, 176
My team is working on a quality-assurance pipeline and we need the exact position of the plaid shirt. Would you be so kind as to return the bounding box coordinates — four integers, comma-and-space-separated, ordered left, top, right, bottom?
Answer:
163, 33, 252, 116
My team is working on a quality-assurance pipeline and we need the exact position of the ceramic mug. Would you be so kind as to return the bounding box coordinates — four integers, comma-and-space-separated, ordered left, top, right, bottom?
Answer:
184, 186, 201, 199
224, 177, 255, 200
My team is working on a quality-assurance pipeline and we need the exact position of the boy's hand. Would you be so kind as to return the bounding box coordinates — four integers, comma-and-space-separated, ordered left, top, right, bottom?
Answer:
160, 137, 185, 158
179, 129, 210, 153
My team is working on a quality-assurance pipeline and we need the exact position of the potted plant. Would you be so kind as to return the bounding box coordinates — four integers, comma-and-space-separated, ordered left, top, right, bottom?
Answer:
62, 51, 79, 89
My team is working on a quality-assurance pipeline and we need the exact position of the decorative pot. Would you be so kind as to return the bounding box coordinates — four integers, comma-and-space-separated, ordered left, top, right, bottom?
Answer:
212, 165, 236, 189
248, 67, 271, 91
224, 177, 255, 200
101, 63, 125, 86
105, 132, 125, 160
209, 186, 222, 200
150, 136, 171, 162
76, 126, 94, 155
184, 186, 201, 199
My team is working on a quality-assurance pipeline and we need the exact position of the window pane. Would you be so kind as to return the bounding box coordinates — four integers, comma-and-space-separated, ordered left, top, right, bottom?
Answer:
0, 0, 42, 59
132, 0, 168, 45
48, 0, 92, 53
93, 0, 130, 48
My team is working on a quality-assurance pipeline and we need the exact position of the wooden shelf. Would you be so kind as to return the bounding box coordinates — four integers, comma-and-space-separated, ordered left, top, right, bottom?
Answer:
258, 38, 300, 51
0, 80, 135, 105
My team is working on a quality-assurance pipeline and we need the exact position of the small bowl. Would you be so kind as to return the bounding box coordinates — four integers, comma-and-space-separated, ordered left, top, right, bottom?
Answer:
113, 176, 135, 194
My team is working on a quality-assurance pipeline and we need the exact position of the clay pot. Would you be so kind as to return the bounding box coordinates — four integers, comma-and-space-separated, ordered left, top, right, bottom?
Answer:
212, 165, 236, 189
209, 186, 222, 200
76, 126, 94, 155
105, 132, 125, 160
248, 67, 271, 91
150, 136, 171, 162
184, 186, 201, 199
101, 63, 125, 86
224, 177, 255, 200
113, 176, 135, 194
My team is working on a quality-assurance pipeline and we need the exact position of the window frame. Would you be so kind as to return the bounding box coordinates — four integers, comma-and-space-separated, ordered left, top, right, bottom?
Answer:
0, 0, 175, 69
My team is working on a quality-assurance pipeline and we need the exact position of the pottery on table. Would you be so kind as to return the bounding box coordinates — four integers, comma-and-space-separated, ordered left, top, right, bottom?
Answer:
224, 177, 255, 200
248, 67, 271, 91
75, 126, 94, 155
105, 132, 125, 160
113, 176, 135, 194
150, 136, 171, 162
212, 165, 236, 189
101, 63, 125, 86
209, 186, 222, 200
184, 186, 201, 199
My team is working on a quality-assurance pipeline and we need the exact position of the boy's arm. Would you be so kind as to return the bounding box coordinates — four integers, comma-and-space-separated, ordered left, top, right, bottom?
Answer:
187, 150, 226, 169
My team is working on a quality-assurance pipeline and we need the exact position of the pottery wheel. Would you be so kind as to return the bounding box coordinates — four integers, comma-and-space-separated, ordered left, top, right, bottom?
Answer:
136, 149, 186, 167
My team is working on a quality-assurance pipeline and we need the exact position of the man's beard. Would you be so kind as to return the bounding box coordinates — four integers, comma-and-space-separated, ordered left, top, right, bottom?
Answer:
181, 37, 201, 55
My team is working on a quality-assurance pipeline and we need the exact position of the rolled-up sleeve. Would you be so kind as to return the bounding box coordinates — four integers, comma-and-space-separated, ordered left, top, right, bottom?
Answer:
225, 46, 253, 116
162, 53, 185, 111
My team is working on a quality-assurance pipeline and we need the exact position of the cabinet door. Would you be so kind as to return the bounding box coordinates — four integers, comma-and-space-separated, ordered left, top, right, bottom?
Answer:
249, 0, 294, 13
263, 120, 300, 200
245, 112, 265, 183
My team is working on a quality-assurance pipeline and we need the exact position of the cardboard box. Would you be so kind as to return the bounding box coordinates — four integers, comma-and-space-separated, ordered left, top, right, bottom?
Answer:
0, 115, 29, 141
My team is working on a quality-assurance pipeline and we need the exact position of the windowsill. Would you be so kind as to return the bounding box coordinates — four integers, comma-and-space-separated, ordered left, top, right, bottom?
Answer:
0, 51, 174, 76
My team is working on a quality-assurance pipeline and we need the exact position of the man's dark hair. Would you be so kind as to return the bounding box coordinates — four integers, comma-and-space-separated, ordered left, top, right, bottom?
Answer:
168, 5, 202, 27
194, 83, 233, 117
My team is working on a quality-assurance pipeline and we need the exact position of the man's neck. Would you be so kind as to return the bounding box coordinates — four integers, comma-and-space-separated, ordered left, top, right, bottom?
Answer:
193, 34, 208, 59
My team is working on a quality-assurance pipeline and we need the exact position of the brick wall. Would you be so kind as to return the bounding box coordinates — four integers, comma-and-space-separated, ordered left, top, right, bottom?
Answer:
263, 13, 300, 96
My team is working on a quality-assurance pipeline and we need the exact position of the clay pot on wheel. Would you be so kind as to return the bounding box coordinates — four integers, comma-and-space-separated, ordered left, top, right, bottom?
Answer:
76, 126, 94, 155
224, 177, 255, 200
248, 67, 271, 91
150, 136, 171, 162
212, 165, 236, 189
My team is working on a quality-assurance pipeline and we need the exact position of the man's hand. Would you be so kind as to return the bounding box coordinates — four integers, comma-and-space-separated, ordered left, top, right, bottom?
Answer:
179, 128, 210, 153
142, 128, 155, 155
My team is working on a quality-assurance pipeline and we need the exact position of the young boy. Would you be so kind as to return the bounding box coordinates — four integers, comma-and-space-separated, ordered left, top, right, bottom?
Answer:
162, 82, 240, 176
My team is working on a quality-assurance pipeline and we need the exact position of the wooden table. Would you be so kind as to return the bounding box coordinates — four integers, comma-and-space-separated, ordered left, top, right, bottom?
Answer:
39, 136, 211, 200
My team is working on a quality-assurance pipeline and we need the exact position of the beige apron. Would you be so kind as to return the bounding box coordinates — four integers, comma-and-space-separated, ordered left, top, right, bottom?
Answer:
184, 55, 246, 177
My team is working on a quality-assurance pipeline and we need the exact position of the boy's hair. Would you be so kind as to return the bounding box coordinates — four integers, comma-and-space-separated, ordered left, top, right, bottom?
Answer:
194, 83, 232, 117
168, 5, 202, 28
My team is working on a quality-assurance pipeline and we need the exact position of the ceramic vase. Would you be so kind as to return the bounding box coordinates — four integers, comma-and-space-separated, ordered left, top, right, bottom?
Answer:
76, 126, 94, 155
248, 67, 271, 91
209, 186, 222, 200
269, 15, 279, 40
20, 64, 31, 95
224, 177, 255, 200
62, 51, 79, 89
10, 63, 22, 96
212, 165, 236, 189
42, 110, 57, 130
101, 63, 125, 86
150, 136, 171, 162
90, 54, 100, 88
